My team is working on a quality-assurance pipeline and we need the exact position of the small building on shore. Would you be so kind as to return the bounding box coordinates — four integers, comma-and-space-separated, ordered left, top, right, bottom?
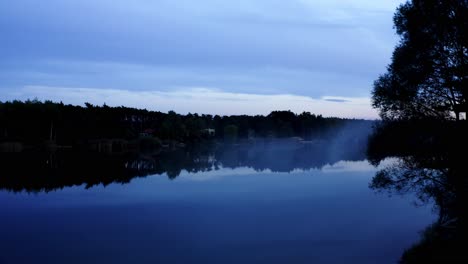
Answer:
201, 128, 216, 137
0, 142, 23, 152
87, 139, 129, 153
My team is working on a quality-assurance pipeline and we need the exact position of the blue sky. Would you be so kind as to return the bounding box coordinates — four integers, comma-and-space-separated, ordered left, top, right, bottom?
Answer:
0, 0, 403, 118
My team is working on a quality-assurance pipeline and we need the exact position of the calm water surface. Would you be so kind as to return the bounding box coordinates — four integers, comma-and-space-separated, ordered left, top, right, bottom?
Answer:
0, 143, 435, 264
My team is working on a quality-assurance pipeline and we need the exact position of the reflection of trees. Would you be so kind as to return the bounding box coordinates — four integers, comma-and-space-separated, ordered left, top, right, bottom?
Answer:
367, 120, 468, 263
0, 147, 220, 192
0, 136, 368, 193
216, 139, 366, 172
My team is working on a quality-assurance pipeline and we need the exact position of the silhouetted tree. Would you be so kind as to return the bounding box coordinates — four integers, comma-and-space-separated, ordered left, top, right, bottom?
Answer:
368, 2, 468, 262
372, 0, 467, 120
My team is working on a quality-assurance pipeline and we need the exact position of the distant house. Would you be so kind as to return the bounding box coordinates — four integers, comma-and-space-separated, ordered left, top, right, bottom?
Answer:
0, 142, 23, 153
87, 139, 129, 153
201, 128, 215, 137
140, 128, 155, 137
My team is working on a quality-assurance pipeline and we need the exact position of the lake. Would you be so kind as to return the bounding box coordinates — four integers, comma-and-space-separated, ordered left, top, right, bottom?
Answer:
0, 141, 435, 264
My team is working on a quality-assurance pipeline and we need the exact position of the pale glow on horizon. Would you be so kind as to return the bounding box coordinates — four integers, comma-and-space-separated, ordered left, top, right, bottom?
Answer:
4, 85, 379, 119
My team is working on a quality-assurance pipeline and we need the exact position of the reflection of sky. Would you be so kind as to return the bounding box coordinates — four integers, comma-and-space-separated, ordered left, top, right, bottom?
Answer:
177, 160, 378, 181
0, 0, 404, 118
0, 159, 434, 263
0, 159, 400, 206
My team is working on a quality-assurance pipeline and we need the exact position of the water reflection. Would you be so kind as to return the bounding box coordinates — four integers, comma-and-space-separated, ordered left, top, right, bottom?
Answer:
0, 137, 436, 264
367, 120, 468, 262
0, 138, 367, 193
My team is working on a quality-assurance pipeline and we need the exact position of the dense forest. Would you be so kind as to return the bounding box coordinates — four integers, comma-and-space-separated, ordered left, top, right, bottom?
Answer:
0, 99, 373, 152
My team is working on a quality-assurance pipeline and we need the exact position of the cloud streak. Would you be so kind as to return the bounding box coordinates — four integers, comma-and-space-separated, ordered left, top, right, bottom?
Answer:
324, 98, 351, 103
0, 60, 376, 98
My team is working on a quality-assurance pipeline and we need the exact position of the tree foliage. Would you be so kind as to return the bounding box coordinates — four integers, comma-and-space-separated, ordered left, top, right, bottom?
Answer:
0, 100, 373, 146
372, 0, 467, 120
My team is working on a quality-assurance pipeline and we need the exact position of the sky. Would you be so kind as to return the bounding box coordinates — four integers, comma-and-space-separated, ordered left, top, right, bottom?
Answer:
0, 0, 404, 119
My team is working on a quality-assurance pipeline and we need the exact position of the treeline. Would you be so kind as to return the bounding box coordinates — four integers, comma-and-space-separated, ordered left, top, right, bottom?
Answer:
0, 99, 373, 147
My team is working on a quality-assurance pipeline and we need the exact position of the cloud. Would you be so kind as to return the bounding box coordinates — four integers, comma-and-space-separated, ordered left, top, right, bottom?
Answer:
0, 60, 378, 98
0, 0, 402, 113
323, 98, 351, 103
0, 0, 399, 78
2, 85, 378, 119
